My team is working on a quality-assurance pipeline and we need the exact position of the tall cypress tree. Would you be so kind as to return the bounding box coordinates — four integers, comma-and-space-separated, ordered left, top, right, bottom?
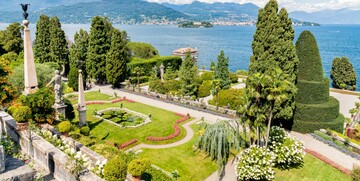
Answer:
248, 0, 298, 126
179, 52, 197, 96
106, 29, 130, 87
49, 16, 68, 72
34, 14, 51, 63
1, 22, 23, 54
214, 50, 231, 90
68, 29, 89, 91
87, 16, 111, 83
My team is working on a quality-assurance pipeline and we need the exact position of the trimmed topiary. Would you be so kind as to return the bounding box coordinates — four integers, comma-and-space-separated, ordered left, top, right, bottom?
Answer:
294, 31, 344, 133
12, 105, 31, 123
103, 156, 128, 181
128, 158, 151, 177
80, 126, 90, 136
57, 121, 72, 133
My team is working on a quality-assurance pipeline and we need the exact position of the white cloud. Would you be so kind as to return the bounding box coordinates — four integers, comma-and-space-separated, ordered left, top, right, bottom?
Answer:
146, 0, 360, 12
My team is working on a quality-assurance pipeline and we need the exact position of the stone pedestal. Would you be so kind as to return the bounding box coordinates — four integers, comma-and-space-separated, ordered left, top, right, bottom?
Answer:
54, 104, 67, 121
23, 20, 38, 95
0, 145, 5, 173
78, 108, 87, 127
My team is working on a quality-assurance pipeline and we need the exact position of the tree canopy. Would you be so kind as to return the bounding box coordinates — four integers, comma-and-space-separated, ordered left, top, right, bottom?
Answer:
330, 56, 357, 90
179, 52, 197, 96
34, 14, 51, 63
213, 50, 231, 90
126, 42, 159, 59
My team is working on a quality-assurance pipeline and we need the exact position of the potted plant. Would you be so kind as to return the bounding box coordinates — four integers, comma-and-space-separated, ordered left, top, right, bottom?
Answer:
12, 105, 32, 131
57, 120, 72, 136
127, 158, 150, 181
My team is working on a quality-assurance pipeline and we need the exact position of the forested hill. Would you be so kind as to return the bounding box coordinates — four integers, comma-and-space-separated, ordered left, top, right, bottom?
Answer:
0, 0, 188, 24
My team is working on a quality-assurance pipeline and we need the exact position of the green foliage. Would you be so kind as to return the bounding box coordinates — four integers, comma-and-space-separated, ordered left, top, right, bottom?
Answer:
127, 42, 159, 59
210, 61, 216, 71
236, 146, 276, 181
64, 98, 75, 121
58, 121, 72, 133
87, 16, 112, 83
49, 16, 68, 72
179, 53, 198, 96
9, 63, 55, 93
68, 66, 83, 91
12, 105, 31, 123
128, 56, 182, 77
352, 165, 360, 181
142, 166, 175, 181
236, 70, 248, 76
249, 0, 298, 125
130, 76, 149, 84
214, 50, 231, 89
208, 88, 244, 109
34, 14, 51, 63
198, 80, 212, 98
148, 79, 181, 95
69, 29, 88, 90
163, 65, 178, 81
19, 87, 56, 124
200, 72, 213, 81
0, 58, 16, 108
294, 30, 343, 133
106, 29, 130, 87
103, 156, 128, 181
195, 120, 243, 174
90, 144, 119, 159
128, 158, 151, 177
1, 52, 20, 69
229, 72, 238, 83
80, 126, 90, 136
330, 57, 357, 90
0, 22, 22, 54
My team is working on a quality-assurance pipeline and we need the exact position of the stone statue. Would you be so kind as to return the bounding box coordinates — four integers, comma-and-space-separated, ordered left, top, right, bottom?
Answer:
160, 63, 165, 82
47, 65, 65, 106
20, 4, 30, 20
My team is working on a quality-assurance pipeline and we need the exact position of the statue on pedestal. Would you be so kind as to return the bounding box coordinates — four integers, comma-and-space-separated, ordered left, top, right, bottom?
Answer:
47, 65, 65, 106
160, 63, 165, 82
20, 4, 30, 20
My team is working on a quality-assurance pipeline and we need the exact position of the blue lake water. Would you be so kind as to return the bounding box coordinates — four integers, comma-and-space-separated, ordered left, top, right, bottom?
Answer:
1, 23, 360, 88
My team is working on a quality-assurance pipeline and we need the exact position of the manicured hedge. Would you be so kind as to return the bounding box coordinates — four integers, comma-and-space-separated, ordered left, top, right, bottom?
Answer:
148, 80, 181, 94
141, 166, 175, 181
293, 114, 344, 133
295, 79, 329, 104
130, 76, 150, 84
294, 96, 339, 123
208, 88, 244, 110
128, 56, 182, 76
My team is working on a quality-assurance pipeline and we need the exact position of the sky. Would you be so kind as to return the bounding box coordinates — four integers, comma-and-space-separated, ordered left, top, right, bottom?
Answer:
146, 0, 360, 12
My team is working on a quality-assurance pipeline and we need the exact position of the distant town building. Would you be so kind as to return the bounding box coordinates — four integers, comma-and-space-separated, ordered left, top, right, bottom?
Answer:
172, 47, 198, 61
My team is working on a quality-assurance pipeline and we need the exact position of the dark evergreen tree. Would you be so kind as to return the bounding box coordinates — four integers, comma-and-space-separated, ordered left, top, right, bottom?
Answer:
293, 30, 344, 133
330, 57, 357, 90
213, 50, 231, 90
179, 52, 197, 96
34, 14, 51, 63
106, 29, 130, 87
68, 29, 88, 91
248, 0, 298, 126
1, 22, 23, 54
86, 16, 111, 83
126, 42, 159, 59
49, 16, 68, 70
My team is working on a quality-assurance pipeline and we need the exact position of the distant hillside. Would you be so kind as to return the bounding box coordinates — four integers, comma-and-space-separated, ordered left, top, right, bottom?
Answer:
0, 0, 188, 24
162, 1, 259, 22
290, 8, 360, 24
0, 0, 98, 12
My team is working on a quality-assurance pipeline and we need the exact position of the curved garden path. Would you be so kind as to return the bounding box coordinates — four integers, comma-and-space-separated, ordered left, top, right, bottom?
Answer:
129, 118, 200, 151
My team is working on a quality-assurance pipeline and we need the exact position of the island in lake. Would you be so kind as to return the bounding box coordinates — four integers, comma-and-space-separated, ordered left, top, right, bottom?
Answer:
179, 21, 213, 28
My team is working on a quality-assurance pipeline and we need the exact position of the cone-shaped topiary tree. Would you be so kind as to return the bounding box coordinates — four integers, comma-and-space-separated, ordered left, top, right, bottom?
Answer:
293, 30, 344, 133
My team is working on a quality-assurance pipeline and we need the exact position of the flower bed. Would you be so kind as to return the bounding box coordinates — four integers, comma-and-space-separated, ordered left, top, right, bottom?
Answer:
305, 148, 351, 175
146, 113, 189, 142
119, 139, 138, 149
95, 108, 151, 128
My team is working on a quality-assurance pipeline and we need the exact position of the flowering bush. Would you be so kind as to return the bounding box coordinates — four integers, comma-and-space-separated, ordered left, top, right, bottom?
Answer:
119, 139, 138, 149
236, 146, 275, 181
269, 126, 305, 169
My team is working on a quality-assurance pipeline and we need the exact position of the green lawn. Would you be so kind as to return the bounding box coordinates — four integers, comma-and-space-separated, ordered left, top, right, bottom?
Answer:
71, 91, 190, 146
138, 124, 217, 181
275, 154, 351, 181
67, 91, 116, 104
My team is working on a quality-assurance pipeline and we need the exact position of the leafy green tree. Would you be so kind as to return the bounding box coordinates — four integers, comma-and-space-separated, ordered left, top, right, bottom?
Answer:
208, 88, 244, 110
214, 50, 231, 90
0, 58, 16, 108
163, 64, 178, 80
34, 14, 51, 63
248, 0, 298, 127
210, 61, 216, 71
106, 29, 130, 87
1, 22, 23, 54
87, 16, 112, 83
49, 16, 68, 70
179, 52, 197, 96
330, 57, 357, 90
126, 42, 159, 59
133, 66, 144, 88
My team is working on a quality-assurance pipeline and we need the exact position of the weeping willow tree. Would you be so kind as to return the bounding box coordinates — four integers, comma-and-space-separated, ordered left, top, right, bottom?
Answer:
195, 120, 244, 178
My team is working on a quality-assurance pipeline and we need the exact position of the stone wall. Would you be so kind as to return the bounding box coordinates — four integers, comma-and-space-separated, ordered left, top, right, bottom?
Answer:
0, 111, 103, 181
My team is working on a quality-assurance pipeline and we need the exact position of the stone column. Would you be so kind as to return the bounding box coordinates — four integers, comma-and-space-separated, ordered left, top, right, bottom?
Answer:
77, 70, 87, 127
23, 20, 38, 94
0, 145, 5, 173
160, 63, 165, 82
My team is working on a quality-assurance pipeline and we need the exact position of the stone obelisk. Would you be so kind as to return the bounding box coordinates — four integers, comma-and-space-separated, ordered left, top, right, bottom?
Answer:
22, 4, 38, 94
78, 70, 87, 127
